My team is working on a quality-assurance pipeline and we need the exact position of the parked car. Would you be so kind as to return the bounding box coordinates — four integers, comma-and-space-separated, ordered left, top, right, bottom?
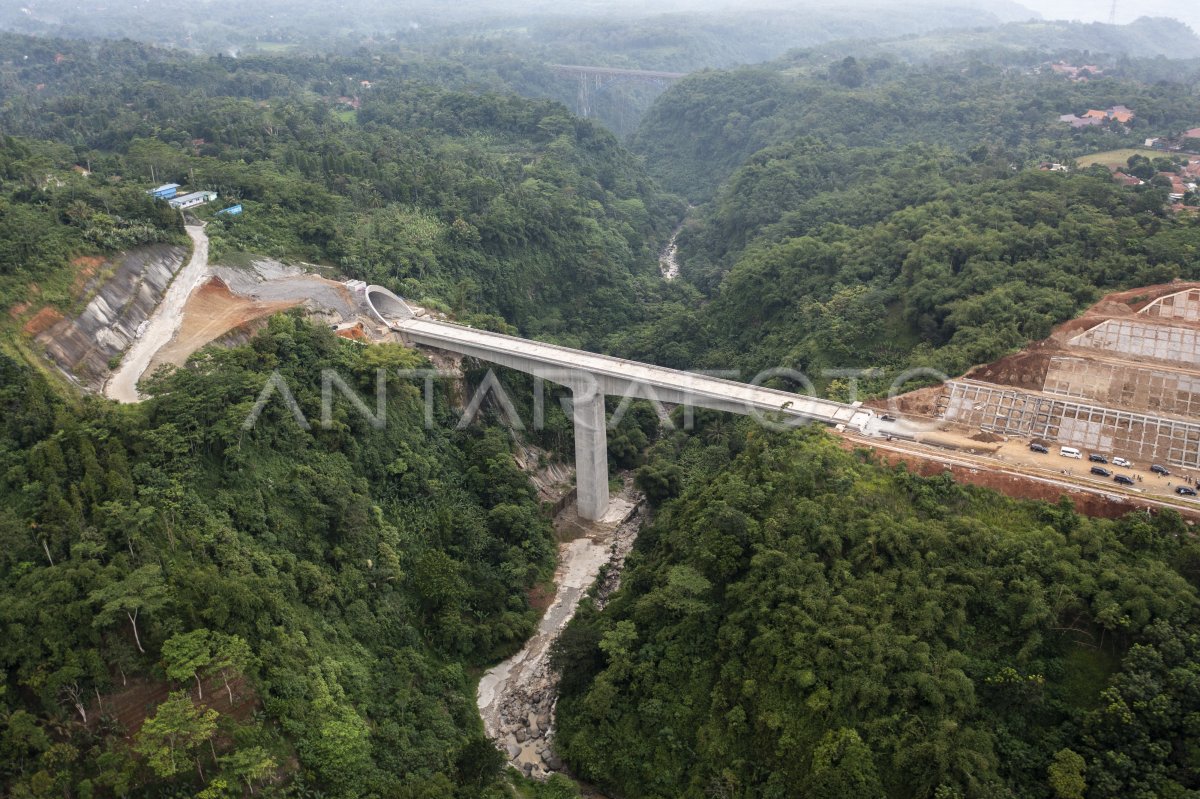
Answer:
1115, 475, 1135, 485
1112, 457, 1132, 468
1060, 447, 1082, 459
1089, 453, 1108, 463
1151, 464, 1171, 476
1030, 443, 1049, 454
1091, 466, 1112, 477
1176, 486, 1197, 496
880, 414, 896, 422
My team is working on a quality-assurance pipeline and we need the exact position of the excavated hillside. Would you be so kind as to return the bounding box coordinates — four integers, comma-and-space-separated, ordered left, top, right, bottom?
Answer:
29, 244, 188, 391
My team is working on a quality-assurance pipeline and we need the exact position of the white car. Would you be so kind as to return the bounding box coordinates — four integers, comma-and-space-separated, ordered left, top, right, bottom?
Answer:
1112, 457, 1133, 468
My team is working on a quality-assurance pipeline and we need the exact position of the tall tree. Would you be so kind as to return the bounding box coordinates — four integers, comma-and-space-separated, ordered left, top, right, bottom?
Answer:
161, 629, 214, 700
89, 564, 169, 654
134, 692, 218, 780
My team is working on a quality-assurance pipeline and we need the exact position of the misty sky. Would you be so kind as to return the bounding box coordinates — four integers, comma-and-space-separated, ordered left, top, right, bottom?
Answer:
664, 0, 1197, 30
1022, 0, 1199, 28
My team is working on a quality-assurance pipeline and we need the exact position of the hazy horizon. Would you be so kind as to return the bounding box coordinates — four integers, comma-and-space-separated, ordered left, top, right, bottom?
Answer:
2, 0, 1198, 59
1018, 0, 1199, 29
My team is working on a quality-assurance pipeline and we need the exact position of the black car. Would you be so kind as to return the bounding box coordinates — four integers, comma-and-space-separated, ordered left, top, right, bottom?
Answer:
1151, 464, 1171, 476
1114, 474, 1135, 486
1177, 486, 1197, 496
1089, 453, 1108, 463
1030, 443, 1049, 454
880, 414, 896, 422
1090, 466, 1112, 477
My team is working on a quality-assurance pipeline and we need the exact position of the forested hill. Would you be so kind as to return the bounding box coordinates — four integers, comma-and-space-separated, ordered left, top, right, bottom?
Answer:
554, 423, 1200, 799
0, 138, 186, 312
0, 0, 1032, 56
546, 53, 1200, 797
0, 316, 564, 797
0, 36, 680, 797
0, 1, 1034, 141
6, 20, 1200, 799
825, 16, 1200, 62
0, 35, 683, 347
612, 57, 1200, 395
632, 60, 1200, 203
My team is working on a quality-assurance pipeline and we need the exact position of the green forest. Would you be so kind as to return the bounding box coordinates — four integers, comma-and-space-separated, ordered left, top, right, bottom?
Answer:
2, 9, 1200, 798
0, 35, 682, 347
612, 58, 1200, 393
556, 423, 1200, 799
0, 36, 673, 798
0, 318, 568, 797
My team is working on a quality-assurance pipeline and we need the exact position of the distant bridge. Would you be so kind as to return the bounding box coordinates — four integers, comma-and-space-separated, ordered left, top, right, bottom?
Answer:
547, 64, 687, 118
364, 286, 875, 521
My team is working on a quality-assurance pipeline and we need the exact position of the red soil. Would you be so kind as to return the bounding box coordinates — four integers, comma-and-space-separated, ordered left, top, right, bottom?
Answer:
146, 277, 299, 373
335, 322, 369, 341
92, 672, 258, 741
70, 255, 106, 294
22, 306, 64, 337
841, 439, 1200, 522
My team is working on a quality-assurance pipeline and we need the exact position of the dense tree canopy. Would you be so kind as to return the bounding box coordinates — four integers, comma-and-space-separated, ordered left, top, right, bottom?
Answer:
612, 58, 1200, 391
0, 316, 565, 796
0, 39, 684, 347
555, 424, 1200, 798
4, 20, 1200, 799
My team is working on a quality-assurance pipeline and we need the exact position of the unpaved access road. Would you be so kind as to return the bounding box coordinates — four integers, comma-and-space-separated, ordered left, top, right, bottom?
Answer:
105, 224, 209, 403
847, 431, 1200, 519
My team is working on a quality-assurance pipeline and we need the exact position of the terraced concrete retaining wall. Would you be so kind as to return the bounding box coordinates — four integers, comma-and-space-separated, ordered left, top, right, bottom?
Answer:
36, 244, 187, 391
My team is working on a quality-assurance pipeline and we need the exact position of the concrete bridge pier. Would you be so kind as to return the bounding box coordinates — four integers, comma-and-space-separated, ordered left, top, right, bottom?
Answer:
571, 385, 610, 521
362, 285, 873, 522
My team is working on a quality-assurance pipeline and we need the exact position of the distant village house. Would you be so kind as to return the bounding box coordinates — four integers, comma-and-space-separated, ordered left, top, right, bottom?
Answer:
1059, 105, 1135, 129
1048, 61, 1103, 81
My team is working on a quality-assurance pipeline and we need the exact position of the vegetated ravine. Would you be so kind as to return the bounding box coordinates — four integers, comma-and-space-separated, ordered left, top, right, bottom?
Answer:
477, 477, 645, 784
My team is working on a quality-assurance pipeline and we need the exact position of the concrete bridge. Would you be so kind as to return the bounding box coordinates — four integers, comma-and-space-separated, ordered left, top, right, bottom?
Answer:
364, 286, 873, 520
547, 64, 687, 118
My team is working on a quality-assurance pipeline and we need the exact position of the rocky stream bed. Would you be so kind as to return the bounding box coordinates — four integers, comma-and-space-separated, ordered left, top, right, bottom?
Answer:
477, 477, 645, 782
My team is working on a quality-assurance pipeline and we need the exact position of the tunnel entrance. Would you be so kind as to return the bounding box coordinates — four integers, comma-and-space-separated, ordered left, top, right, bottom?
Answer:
364, 285, 415, 326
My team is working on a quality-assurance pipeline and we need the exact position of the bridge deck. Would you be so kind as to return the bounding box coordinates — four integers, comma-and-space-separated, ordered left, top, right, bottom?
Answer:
392, 316, 867, 428
547, 64, 687, 80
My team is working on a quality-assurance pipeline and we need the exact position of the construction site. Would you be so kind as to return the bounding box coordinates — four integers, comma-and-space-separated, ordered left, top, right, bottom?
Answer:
856, 281, 1200, 517
938, 284, 1200, 469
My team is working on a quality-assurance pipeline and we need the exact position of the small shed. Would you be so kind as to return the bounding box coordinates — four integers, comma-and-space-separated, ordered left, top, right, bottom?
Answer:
168, 190, 218, 210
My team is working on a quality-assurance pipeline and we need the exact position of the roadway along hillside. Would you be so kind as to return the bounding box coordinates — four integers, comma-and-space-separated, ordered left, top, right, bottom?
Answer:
105, 223, 210, 403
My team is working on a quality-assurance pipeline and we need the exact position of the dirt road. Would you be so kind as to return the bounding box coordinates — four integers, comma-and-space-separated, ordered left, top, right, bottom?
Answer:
105, 224, 209, 403
847, 431, 1200, 519
144, 277, 300, 376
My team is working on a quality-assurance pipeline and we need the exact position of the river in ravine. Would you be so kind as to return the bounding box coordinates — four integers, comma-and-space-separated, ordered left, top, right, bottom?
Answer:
658, 219, 685, 280
477, 212, 688, 787
476, 477, 644, 787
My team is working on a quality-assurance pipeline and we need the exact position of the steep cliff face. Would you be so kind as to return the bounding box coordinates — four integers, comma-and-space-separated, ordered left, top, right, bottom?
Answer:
33, 243, 187, 391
